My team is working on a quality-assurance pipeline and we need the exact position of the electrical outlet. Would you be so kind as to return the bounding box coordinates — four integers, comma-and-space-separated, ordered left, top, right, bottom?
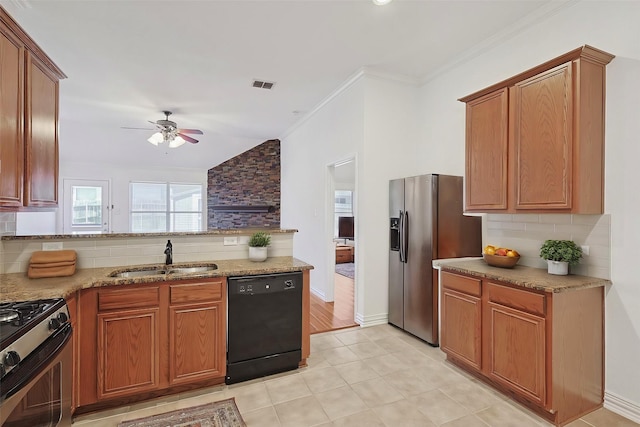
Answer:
223, 236, 238, 246
42, 242, 63, 251
581, 245, 590, 256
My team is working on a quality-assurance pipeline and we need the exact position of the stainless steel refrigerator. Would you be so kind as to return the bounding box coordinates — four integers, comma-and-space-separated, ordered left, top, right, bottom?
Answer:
388, 174, 481, 345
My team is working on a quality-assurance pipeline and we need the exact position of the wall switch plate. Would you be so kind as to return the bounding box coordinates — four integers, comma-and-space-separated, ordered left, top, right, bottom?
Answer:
223, 237, 238, 246
42, 242, 63, 251
581, 245, 590, 256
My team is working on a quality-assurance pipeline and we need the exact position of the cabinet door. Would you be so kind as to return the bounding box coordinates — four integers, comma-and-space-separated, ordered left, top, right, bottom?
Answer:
441, 288, 482, 370
465, 88, 509, 211
487, 302, 546, 405
0, 24, 24, 207
169, 302, 225, 385
97, 308, 160, 399
513, 63, 572, 210
24, 52, 59, 207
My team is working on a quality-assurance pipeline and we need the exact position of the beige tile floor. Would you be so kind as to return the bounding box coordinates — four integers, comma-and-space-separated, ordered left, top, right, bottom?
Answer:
72, 324, 639, 427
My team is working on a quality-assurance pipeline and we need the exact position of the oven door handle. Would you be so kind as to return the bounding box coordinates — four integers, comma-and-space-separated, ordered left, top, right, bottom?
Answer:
0, 323, 72, 402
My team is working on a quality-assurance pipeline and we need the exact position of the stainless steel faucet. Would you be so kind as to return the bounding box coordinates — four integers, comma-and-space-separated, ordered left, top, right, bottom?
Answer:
164, 240, 173, 265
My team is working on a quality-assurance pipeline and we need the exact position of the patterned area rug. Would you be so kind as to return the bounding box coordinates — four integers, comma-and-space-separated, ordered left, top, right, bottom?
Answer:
118, 398, 246, 427
335, 262, 355, 279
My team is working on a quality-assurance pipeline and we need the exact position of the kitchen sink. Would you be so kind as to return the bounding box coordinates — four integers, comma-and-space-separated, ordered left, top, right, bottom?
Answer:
109, 268, 166, 278
109, 264, 217, 278
167, 265, 218, 275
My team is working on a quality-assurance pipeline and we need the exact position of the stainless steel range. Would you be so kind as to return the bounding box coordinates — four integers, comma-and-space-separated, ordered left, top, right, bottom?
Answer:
0, 298, 72, 427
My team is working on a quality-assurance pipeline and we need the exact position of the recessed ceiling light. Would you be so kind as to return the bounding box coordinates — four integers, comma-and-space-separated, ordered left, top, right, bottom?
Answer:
372, 0, 393, 5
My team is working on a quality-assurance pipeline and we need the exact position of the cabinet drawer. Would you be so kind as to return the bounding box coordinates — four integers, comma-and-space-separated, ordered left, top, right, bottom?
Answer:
441, 271, 481, 297
336, 251, 351, 263
98, 287, 160, 311
170, 280, 223, 304
487, 282, 545, 316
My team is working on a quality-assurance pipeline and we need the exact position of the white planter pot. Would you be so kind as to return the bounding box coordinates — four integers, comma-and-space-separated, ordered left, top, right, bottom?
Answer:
249, 246, 268, 262
547, 260, 569, 275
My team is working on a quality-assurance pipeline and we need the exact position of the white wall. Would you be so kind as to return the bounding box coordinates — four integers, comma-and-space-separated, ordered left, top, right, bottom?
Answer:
57, 161, 208, 233
414, 0, 640, 420
357, 75, 421, 324
281, 78, 365, 303
281, 72, 420, 324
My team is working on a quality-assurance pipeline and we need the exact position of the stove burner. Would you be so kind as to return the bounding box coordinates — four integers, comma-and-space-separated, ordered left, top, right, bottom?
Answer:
0, 299, 65, 348
0, 309, 19, 323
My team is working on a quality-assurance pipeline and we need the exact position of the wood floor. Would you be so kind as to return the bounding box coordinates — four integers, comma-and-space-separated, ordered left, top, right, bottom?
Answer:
310, 272, 358, 334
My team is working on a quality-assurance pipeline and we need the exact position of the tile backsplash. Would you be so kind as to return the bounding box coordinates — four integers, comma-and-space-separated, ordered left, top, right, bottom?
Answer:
1, 233, 294, 275
485, 213, 611, 279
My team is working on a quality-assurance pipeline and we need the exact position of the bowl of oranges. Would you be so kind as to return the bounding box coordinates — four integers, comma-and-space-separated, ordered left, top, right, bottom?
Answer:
483, 245, 520, 268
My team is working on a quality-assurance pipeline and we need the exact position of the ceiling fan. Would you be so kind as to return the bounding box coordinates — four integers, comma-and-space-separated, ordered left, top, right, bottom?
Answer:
123, 111, 203, 148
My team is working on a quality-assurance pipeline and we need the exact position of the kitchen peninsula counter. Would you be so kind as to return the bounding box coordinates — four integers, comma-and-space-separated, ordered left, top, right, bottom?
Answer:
0, 228, 297, 241
438, 259, 611, 293
0, 256, 313, 302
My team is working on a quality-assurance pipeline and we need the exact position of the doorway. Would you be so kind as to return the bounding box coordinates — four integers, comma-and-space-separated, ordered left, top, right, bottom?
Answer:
63, 179, 111, 234
309, 158, 358, 334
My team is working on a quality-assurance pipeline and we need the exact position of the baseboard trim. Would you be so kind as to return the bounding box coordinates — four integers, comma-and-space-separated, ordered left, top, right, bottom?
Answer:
356, 312, 388, 328
604, 391, 640, 423
310, 286, 325, 300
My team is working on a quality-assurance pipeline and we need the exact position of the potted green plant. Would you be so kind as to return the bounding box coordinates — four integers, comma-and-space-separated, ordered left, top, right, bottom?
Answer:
248, 231, 271, 262
539, 239, 583, 275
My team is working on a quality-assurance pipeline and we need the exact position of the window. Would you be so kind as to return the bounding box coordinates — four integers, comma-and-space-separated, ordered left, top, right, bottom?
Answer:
130, 182, 202, 232
72, 186, 102, 226
334, 190, 353, 238
63, 179, 110, 234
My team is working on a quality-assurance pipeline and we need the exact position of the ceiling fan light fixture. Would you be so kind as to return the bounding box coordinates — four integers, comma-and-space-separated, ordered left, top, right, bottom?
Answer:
147, 132, 164, 146
168, 135, 186, 148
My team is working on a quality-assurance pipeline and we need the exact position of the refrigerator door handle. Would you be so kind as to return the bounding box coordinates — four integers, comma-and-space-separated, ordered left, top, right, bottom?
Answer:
399, 210, 405, 263
403, 210, 409, 263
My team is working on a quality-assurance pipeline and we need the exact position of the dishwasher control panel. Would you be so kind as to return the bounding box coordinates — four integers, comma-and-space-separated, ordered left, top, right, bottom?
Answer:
228, 272, 301, 296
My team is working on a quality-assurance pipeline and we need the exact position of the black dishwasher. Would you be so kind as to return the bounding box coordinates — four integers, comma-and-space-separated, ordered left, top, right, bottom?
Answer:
226, 271, 302, 384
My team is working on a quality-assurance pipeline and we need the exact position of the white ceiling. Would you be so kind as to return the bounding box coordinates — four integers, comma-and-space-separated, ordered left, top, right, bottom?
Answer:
2, 0, 558, 171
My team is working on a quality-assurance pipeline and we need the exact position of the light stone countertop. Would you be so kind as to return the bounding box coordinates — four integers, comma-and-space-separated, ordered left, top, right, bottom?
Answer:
0, 228, 297, 241
438, 259, 611, 293
0, 257, 313, 302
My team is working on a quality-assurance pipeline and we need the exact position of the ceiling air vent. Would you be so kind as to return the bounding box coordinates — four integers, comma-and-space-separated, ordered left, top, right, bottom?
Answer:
252, 80, 275, 90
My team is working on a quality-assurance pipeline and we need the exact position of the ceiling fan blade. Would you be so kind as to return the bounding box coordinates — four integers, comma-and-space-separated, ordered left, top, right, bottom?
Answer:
121, 126, 155, 130
177, 128, 203, 135
178, 133, 199, 144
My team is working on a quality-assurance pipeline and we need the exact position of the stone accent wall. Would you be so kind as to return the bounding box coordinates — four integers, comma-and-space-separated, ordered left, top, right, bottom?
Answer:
207, 139, 280, 229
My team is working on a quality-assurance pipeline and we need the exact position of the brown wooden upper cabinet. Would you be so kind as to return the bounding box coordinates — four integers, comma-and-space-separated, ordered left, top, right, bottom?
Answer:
0, 7, 66, 210
460, 46, 614, 213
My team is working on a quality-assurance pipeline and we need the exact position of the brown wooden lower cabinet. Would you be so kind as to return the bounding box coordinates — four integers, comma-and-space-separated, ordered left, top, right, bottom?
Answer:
75, 278, 227, 413
441, 270, 604, 426
168, 281, 226, 385
97, 307, 161, 399
74, 270, 310, 415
